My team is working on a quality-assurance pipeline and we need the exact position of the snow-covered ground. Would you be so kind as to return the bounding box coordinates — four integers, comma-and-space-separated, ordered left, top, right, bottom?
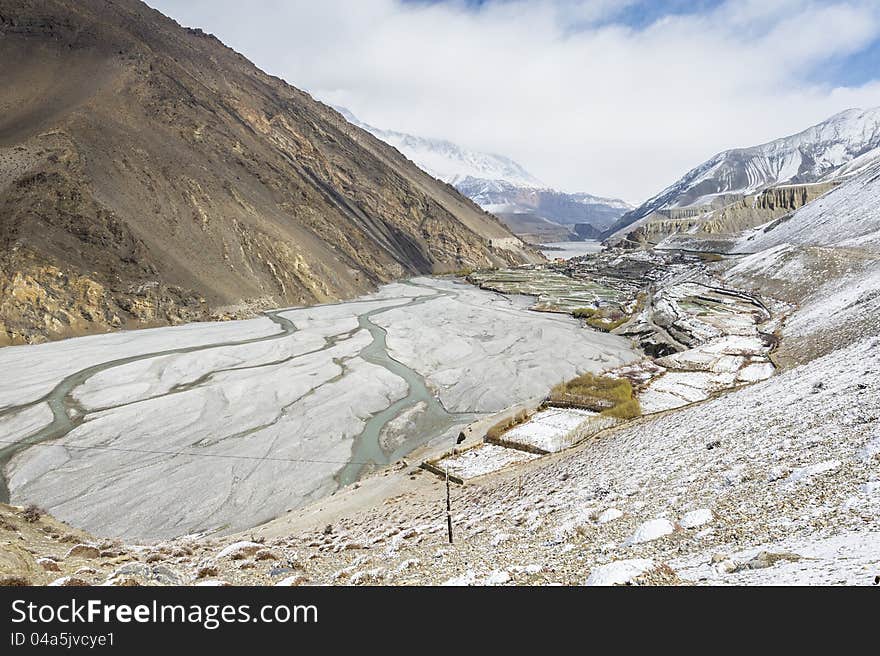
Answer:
438, 444, 539, 480
673, 530, 880, 585
738, 160, 880, 252
243, 333, 879, 586
498, 407, 598, 453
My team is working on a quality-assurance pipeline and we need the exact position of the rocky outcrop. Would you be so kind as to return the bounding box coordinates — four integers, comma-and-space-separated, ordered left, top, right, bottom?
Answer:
698, 182, 837, 235
614, 182, 838, 249
605, 107, 880, 241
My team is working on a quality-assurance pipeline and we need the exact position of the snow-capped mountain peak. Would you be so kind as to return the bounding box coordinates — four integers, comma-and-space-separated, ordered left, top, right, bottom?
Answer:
608, 106, 880, 238
334, 106, 542, 188
332, 106, 631, 241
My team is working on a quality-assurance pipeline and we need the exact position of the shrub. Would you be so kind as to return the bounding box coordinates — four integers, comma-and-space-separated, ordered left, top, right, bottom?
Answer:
20, 504, 44, 523
585, 316, 628, 332
572, 307, 599, 319
549, 372, 641, 418
574, 305, 629, 332
486, 424, 505, 440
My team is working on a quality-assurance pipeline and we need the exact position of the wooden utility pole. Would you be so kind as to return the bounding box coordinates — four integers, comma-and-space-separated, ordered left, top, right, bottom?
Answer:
445, 466, 453, 544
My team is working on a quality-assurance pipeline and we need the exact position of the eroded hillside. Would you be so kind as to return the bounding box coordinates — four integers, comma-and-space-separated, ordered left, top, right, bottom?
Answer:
0, 0, 538, 345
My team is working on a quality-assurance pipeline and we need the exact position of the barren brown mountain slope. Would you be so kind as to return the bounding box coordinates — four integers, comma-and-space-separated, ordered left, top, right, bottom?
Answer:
0, 0, 538, 345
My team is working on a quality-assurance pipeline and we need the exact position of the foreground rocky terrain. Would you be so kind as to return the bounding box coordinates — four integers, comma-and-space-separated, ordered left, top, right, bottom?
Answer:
2, 328, 875, 586
0, 0, 538, 346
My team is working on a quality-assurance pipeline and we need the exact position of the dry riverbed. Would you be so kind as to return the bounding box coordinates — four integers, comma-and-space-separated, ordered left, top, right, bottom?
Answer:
0, 277, 637, 541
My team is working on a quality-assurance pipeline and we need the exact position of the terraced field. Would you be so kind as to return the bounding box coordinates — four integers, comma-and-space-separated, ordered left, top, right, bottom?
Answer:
468, 267, 624, 313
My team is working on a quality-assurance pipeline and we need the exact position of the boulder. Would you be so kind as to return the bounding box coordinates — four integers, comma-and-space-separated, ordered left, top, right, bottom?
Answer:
275, 575, 309, 586
37, 557, 61, 572
48, 576, 90, 586
679, 508, 713, 529
596, 508, 623, 524
625, 518, 675, 545
65, 544, 100, 560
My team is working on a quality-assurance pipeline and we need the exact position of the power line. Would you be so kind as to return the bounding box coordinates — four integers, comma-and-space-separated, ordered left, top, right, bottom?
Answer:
0, 438, 382, 467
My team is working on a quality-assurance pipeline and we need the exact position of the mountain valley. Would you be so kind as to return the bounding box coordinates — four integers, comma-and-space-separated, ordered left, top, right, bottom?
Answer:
336, 107, 632, 244
0, 1, 878, 590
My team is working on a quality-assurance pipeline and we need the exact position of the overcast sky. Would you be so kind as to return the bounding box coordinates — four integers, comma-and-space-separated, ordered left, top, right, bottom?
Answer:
147, 0, 880, 204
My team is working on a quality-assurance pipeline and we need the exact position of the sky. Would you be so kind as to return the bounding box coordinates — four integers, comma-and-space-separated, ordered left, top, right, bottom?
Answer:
147, 0, 880, 204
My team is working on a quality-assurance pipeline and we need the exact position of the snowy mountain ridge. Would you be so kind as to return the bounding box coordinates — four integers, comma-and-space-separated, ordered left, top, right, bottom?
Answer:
737, 158, 880, 253
608, 107, 880, 237
456, 176, 631, 212
334, 106, 632, 237
334, 106, 542, 188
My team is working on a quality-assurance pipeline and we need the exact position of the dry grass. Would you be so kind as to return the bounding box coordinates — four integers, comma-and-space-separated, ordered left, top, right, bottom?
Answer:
485, 409, 529, 440
601, 397, 641, 419
549, 372, 641, 418
585, 315, 628, 332
572, 307, 600, 319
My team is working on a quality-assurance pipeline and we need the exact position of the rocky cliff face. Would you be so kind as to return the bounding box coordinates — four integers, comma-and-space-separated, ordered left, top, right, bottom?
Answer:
617, 182, 838, 250
0, 0, 539, 345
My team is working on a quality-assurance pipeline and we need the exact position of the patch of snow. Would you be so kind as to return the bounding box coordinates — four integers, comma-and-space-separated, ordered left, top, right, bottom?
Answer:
442, 570, 477, 586
586, 559, 656, 586
783, 460, 841, 487
596, 508, 623, 524
625, 519, 675, 545
484, 570, 512, 585
438, 444, 539, 480
679, 509, 713, 529
738, 362, 775, 382
216, 541, 263, 559
500, 407, 597, 452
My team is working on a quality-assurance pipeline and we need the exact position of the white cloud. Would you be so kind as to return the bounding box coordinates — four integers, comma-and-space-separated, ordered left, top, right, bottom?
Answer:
147, 0, 880, 203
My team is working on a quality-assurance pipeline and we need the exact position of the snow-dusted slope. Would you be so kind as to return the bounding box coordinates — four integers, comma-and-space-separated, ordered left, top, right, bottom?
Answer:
335, 107, 631, 233
608, 107, 880, 238
334, 106, 541, 188
454, 177, 632, 229
739, 160, 880, 252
